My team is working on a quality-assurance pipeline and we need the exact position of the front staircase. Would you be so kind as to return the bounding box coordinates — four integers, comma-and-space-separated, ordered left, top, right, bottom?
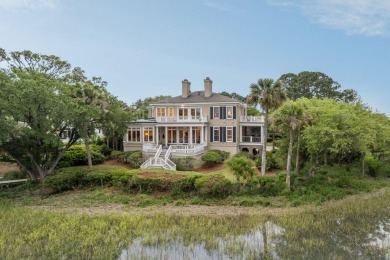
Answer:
140, 145, 176, 170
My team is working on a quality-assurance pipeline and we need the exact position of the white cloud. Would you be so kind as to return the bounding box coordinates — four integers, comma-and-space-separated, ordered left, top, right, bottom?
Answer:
0, 0, 58, 11
267, 0, 390, 36
203, 0, 229, 12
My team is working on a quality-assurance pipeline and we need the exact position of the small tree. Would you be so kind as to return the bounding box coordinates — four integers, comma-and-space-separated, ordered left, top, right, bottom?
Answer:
227, 156, 255, 182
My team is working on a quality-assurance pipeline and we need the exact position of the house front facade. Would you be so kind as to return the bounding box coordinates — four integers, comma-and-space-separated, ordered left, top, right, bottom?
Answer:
124, 78, 264, 169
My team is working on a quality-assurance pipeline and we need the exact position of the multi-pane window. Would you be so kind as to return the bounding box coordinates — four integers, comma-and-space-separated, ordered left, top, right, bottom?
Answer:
213, 127, 220, 142
226, 127, 233, 142
128, 127, 141, 142
168, 107, 174, 117
156, 107, 166, 117
143, 127, 154, 142
213, 106, 220, 119
226, 106, 233, 119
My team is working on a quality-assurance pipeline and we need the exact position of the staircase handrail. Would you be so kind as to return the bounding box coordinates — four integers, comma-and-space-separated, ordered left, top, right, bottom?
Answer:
155, 145, 162, 158
165, 145, 173, 160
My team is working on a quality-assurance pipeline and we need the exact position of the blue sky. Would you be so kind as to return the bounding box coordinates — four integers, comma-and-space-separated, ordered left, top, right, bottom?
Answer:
1, 0, 389, 115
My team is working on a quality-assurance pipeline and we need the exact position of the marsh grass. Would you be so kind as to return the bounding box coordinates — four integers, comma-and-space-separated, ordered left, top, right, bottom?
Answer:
1, 188, 389, 259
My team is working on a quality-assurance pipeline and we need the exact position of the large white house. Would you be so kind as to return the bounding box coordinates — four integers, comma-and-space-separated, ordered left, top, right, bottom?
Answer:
124, 78, 264, 170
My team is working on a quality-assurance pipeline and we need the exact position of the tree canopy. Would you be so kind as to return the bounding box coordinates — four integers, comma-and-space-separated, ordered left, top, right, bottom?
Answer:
278, 71, 359, 103
0, 49, 130, 180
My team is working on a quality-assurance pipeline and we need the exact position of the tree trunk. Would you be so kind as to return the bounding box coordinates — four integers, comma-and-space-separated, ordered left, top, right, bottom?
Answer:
360, 153, 365, 178
286, 128, 294, 190
83, 117, 93, 168
13, 156, 37, 181
295, 128, 301, 175
272, 128, 276, 151
261, 107, 268, 176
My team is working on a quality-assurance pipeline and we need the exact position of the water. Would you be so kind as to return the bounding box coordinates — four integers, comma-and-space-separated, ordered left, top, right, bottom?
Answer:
119, 219, 390, 259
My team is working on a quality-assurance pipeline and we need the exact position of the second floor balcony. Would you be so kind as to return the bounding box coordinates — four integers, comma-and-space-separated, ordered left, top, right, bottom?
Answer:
155, 115, 208, 123
240, 116, 264, 123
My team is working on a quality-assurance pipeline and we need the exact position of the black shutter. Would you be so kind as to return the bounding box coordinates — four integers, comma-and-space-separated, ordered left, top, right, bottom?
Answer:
221, 127, 226, 142
210, 107, 213, 119
210, 127, 214, 142
233, 106, 236, 119
233, 127, 236, 142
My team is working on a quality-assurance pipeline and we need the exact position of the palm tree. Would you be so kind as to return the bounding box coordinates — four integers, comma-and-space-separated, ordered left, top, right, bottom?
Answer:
249, 78, 286, 176
272, 101, 305, 189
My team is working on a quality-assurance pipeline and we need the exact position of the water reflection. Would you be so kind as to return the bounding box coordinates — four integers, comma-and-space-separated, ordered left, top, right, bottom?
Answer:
119, 219, 389, 259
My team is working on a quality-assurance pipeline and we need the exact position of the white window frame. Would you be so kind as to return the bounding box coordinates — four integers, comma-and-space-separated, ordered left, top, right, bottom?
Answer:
143, 127, 154, 142
213, 127, 220, 142
156, 107, 166, 117
213, 106, 220, 119
128, 127, 141, 143
168, 107, 174, 117
226, 126, 233, 142
226, 106, 233, 119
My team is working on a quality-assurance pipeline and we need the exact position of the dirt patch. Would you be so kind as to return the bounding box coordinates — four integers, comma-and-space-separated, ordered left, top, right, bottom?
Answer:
29, 204, 294, 217
0, 163, 19, 176
195, 163, 226, 173
102, 159, 133, 169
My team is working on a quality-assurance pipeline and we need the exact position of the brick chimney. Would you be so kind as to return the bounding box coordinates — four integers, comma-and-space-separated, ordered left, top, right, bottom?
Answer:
204, 77, 213, 98
182, 79, 191, 98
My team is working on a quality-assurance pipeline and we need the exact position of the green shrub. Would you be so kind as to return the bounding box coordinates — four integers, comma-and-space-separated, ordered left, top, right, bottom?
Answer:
171, 157, 198, 171
128, 171, 199, 194
110, 150, 124, 159
3, 170, 27, 180
232, 152, 252, 159
194, 174, 233, 198
98, 144, 112, 157
255, 151, 281, 171
226, 156, 255, 182
201, 151, 221, 167
44, 166, 132, 193
0, 151, 15, 162
244, 176, 285, 196
208, 150, 230, 161
61, 145, 105, 166
127, 151, 143, 168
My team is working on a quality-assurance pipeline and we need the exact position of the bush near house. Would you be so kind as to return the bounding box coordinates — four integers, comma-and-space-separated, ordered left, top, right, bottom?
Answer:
201, 150, 230, 167
127, 151, 144, 168
194, 174, 233, 198
171, 157, 198, 171
60, 144, 105, 167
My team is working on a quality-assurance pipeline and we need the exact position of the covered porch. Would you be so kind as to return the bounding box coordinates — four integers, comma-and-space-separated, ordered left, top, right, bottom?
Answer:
155, 125, 208, 147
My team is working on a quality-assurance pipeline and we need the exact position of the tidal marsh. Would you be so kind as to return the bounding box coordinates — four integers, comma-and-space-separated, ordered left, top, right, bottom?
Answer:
1, 188, 389, 259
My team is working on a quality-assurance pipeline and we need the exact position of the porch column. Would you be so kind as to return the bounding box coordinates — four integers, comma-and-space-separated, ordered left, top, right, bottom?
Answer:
156, 126, 159, 145
165, 126, 168, 146
189, 126, 192, 145
201, 126, 204, 144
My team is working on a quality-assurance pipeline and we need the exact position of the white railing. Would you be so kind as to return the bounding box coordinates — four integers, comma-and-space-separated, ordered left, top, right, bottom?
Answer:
165, 158, 176, 170
143, 143, 158, 153
155, 145, 162, 158
170, 143, 206, 154
140, 158, 152, 168
165, 145, 173, 160
240, 136, 262, 143
155, 115, 207, 123
141, 145, 176, 170
240, 116, 264, 123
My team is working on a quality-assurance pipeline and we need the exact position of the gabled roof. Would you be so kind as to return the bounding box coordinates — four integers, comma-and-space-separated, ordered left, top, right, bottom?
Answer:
151, 91, 244, 105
